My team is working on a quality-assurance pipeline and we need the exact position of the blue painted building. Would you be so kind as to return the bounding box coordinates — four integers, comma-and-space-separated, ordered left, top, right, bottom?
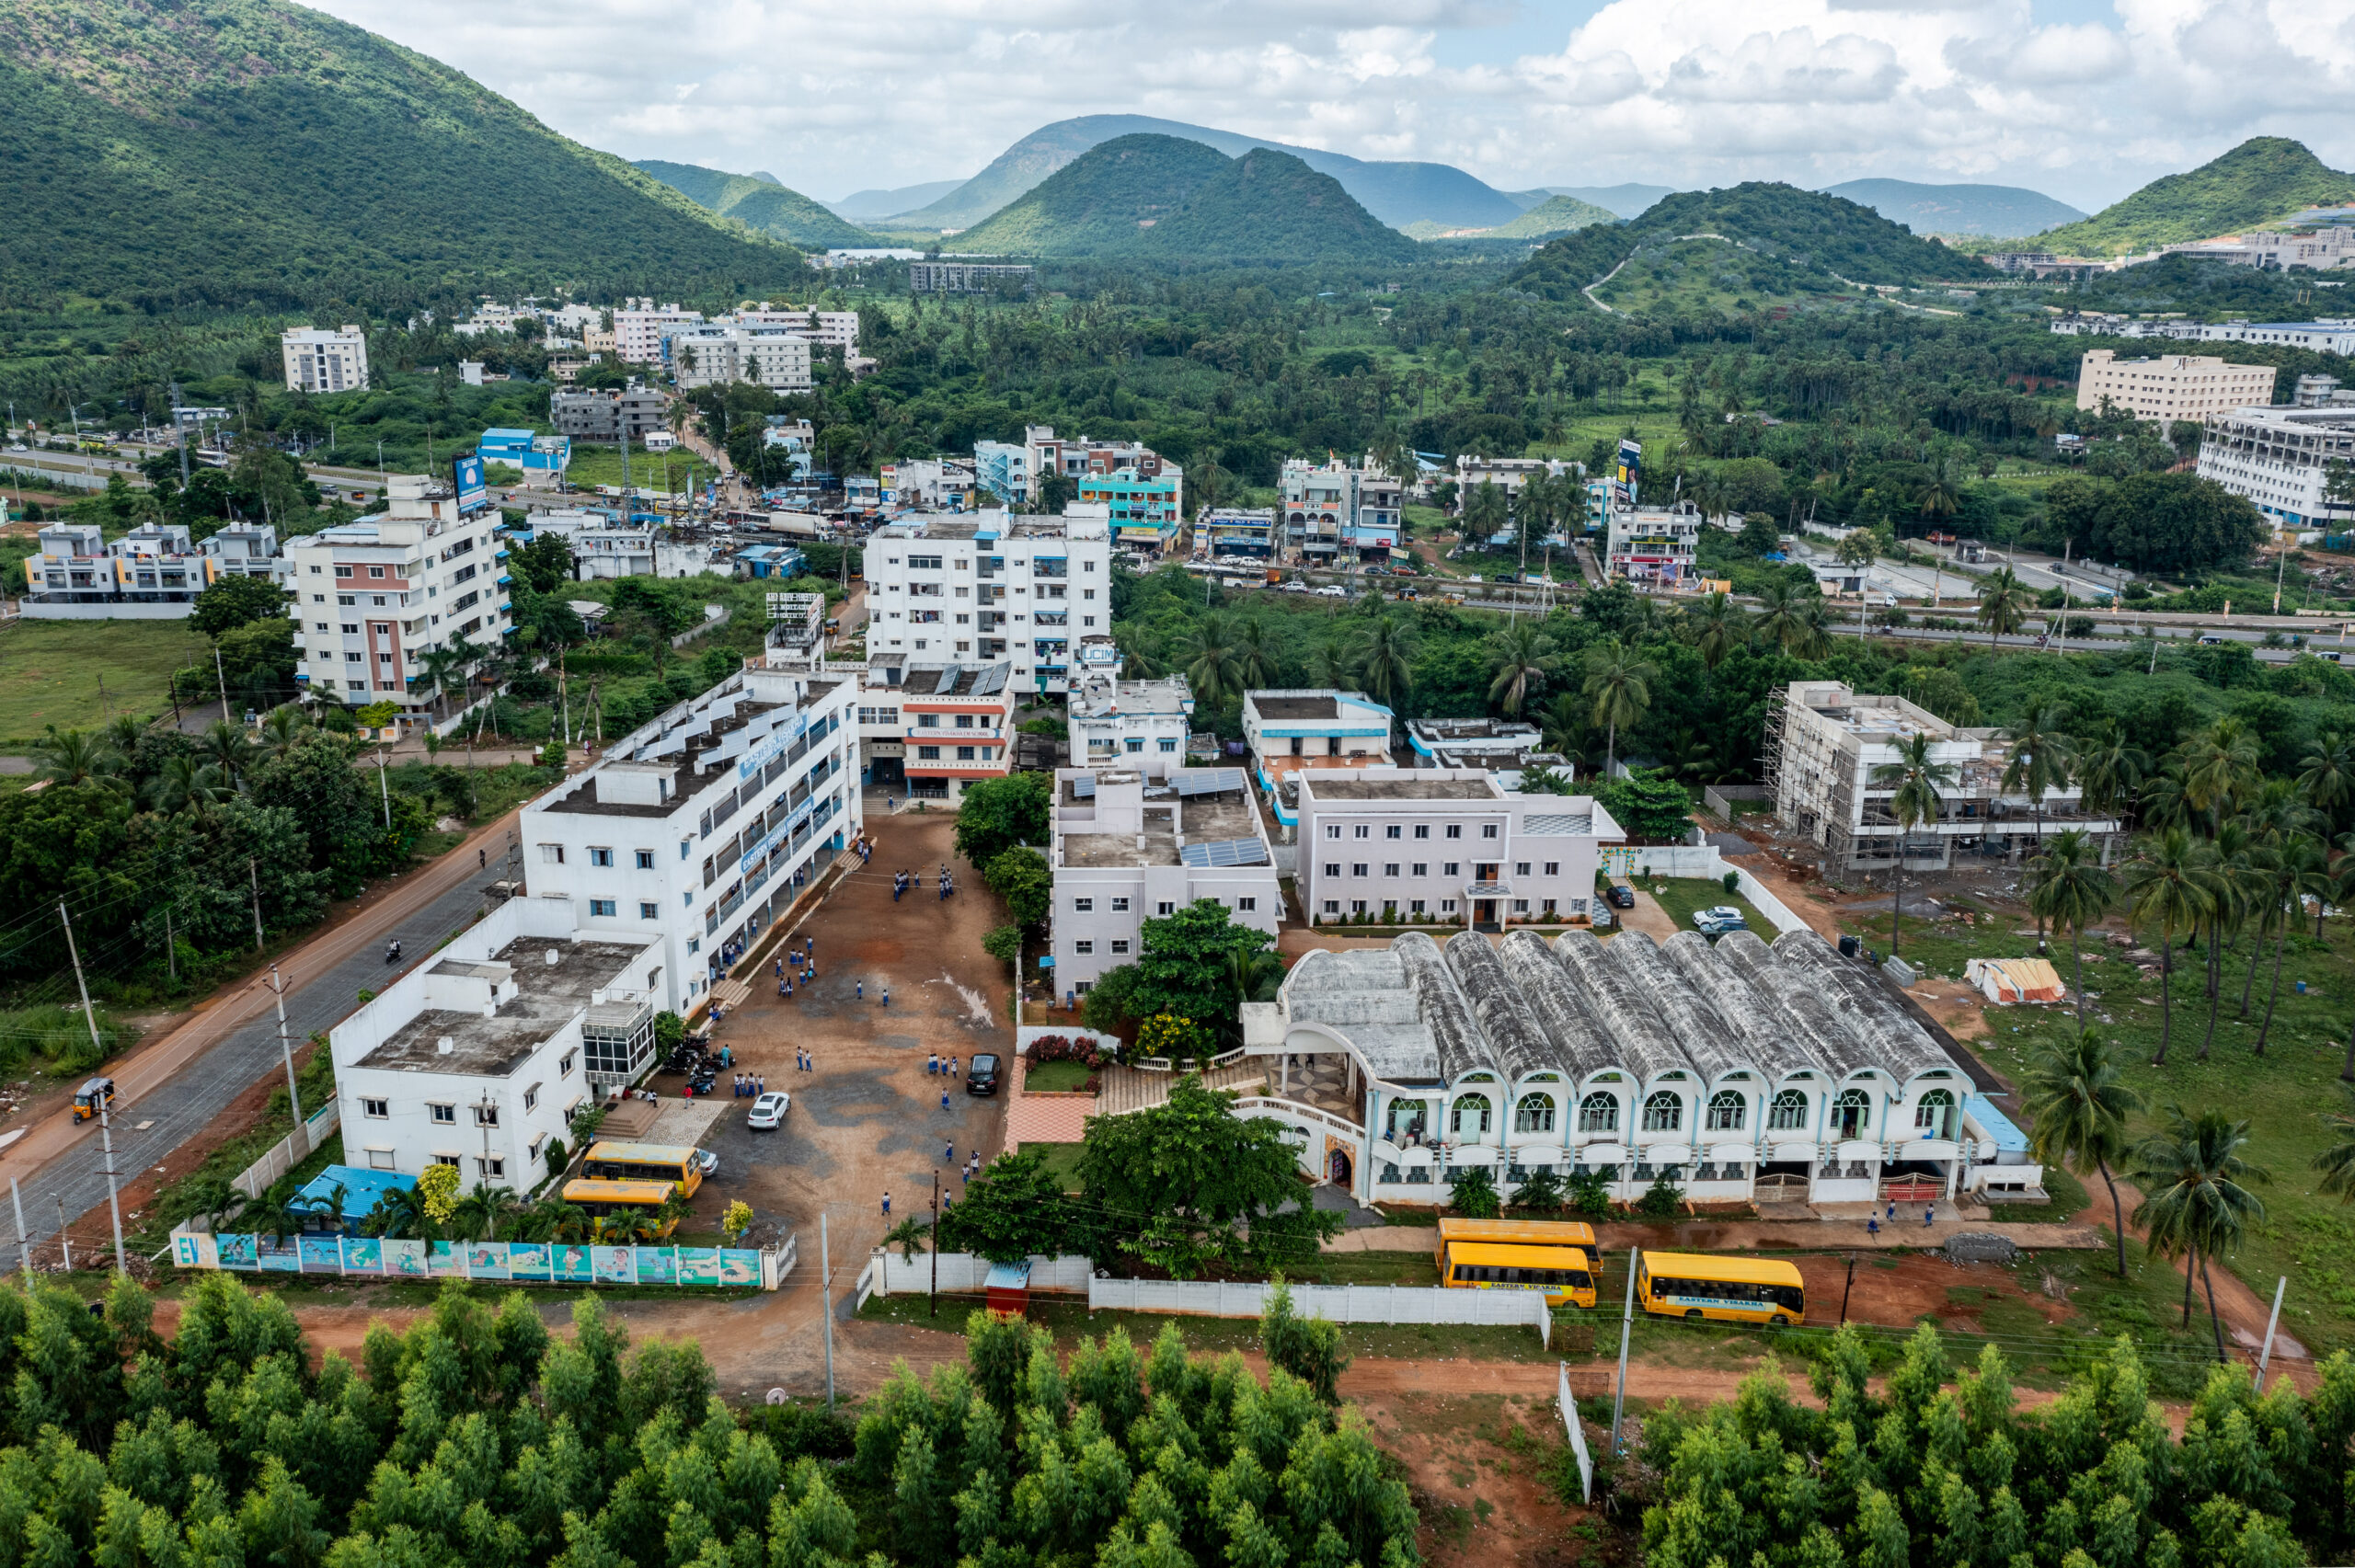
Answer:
479, 427, 571, 480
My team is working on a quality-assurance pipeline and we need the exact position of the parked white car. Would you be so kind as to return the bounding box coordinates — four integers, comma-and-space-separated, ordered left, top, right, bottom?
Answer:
747, 1092, 790, 1129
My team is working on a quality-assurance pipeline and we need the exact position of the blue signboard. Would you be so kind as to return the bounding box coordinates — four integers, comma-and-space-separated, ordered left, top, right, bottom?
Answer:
454, 453, 488, 513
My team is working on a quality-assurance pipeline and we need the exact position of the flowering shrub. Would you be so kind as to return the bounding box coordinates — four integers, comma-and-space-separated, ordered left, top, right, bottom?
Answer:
416, 1162, 460, 1224
1137, 1013, 1212, 1062
1025, 1033, 1108, 1069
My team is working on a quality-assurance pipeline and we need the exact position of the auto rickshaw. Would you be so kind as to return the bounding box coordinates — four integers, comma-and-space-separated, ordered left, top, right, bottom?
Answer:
72, 1076, 116, 1123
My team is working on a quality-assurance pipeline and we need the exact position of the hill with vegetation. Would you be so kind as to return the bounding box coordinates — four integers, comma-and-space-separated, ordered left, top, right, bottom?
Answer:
953, 135, 1416, 265
634, 158, 879, 249
1531, 183, 1673, 219
2035, 137, 2355, 256
1821, 177, 2084, 237
0, 0, 806, 313
1485, 193, 1620, 240
1509, 181, 1994, 308
897, 112, 1519, 231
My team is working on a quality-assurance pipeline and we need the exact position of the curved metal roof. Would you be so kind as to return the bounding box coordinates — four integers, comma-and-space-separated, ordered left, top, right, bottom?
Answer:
1393, 932, 1498, 1081
1714, 930, 1875, 1081
1550, 931, 1691, 1084
1605, 932, 1743, 1086
1497, 930, 1618, 1082
1772, 931, 1955, 1082
1442, 931, 1557, 1080
1658, 932, 1818, 1081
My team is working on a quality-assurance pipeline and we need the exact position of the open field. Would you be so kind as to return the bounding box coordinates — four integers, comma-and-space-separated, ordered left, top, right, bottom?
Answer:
0, 616, 205, 743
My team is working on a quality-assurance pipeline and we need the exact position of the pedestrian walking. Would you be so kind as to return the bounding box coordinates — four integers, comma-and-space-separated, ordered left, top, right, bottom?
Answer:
775, 959, 783, 979
881, 986, 890, 1007
949, 1055, 959, 1077
944, 1141, 954, 1164
784, 977, 794, 998
882, 1192, 890, 1218
756, 1074, 764, 1096
857, 979, 865, 1001
927, 1053, 938, 1075
1867, 1217, 1880, 1240
1924, 1205, 1936, 1228
941, 1089, 950, 1112
1886, 1202, 1897, 1224
777, 979, 787, 998
478, 847, 487, 868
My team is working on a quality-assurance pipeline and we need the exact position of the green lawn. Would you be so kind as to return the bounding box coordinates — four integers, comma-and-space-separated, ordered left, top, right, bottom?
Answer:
1838, 898, 2355, 1356
560, 445, 700, 496
1025, 1060, 1093, 1093
0, 617, 210, 745
1033, 1142, 1085, 1191
1635, 876, 1772, 940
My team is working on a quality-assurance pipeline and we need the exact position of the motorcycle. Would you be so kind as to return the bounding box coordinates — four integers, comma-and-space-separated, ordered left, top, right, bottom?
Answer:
385, 941, 402, 965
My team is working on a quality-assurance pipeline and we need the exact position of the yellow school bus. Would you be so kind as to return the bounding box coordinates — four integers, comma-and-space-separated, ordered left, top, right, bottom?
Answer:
1435, 1218, 1600, 1308
1637, 1252, 1807, 1326
561, 1178, 683, 1238
581, 1141, 705, 1199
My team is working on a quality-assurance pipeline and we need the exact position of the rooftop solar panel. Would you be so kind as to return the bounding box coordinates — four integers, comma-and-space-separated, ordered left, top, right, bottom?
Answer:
1071, 775, 1097, 798
1172, 768, 1247, 796
1178, 837, 1270, 867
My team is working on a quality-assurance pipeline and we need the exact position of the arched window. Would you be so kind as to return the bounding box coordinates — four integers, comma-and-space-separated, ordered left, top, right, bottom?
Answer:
1578, 1093, 1619, 1133
1705, 1091, 1745, 1132
1641, 1092, 1683, 1133
1452, 1093, 1492, 1136
1832, 1088, 1871, 1139
1514, 1093, 1557, 1133
1913, 1088, 1955, 1134
1385, 1099, 1431, 1144
1768, 1090, 1809, 1131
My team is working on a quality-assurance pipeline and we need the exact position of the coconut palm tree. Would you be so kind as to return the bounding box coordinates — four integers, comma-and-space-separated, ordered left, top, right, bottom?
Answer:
256, 704, 309, 759
1176, 614, 1243, 706
1974, 567, 2030, 650
2124, 826, 2212, 1065
198, 720, 256, 790
1307, 627, 1351, 690
2180, 718, 2260, 832
1750, 580, 1811, 655
1580, 642, 1655, 778
2298, 729, 2355, 827
1460, 479, 1508, 545
1351, 612, 1417, 713
1681, 592, 1745, 670
366, 1184, 438, 1242
2073, 722, 2151, 826
1485, 620, 1551, 716
2025, 830, 2118, 1032
1233, 618, 1276, 691
2020, 1028, 2143, 1278
1999, 706, 2075, 861
143, 754, 232, 815
2192, 822, 2257, 1059
1537, 692, 1595, 773
31, 727, 121, 785
2312, 1082, 2355, 1203
104, 714, 147, 759
883, 1217, 933, 1260
2252, 835, 2326, 1055
1867, 731, 1958, 956
2131, 1105, 2269, 1361
1110, 624, 1164, 681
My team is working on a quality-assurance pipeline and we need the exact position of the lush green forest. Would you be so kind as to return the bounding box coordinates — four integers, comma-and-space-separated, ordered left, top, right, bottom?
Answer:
0, 1274, 1418, 1568
633, 160, 882, 250
2035, 137, 2355, 258
0, 0, 806, 315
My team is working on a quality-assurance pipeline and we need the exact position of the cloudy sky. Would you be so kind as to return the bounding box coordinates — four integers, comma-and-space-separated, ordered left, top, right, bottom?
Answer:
304, 0, 2355, 209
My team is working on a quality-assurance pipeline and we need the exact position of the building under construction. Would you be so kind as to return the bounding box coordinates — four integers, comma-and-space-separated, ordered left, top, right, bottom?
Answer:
1232, 926, 2041, 1209
1763, 680, 2123, 872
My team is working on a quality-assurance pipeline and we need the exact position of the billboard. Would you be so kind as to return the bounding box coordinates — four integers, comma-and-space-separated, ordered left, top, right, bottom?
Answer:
1614, 438, 1641, 508
454, 453, 488, 512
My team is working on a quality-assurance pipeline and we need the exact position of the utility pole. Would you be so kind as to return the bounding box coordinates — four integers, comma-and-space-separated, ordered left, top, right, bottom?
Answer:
1609, 1246, 1639, 1457
2257, 1276, 2288, 1386
247, 858, 266, 951
164, 907, 175, 984
377, 744, 392, 829
10, 1178, 27, 1281
269, 965, 304, 1128
54, 1196, 68, 1272
59, 900, 126, 1274
215, 643, 230, 724
929, 1172, 939, 1318
820, 1211, 836, 1413
171, 383, 190, 487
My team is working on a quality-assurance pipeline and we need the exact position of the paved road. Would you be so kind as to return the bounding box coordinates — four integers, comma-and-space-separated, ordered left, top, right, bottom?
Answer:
0, 815, 525, 1261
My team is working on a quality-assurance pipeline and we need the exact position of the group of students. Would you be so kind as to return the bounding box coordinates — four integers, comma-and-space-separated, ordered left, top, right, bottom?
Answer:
774, 938, 816, 999
926, 1052, 962, 1078
891, 864, 956, 902
730, 1073, 768, 1097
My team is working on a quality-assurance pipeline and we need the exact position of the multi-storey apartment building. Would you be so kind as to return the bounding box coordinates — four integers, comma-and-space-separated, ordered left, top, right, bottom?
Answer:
2074, 350, 2277, 424
550, 386, 669, 443
1074, 467, 1180, 552
1768, 681, 2125, 871
1201, 508, 1278, 558
909, 262, 1034, 293
1281, 457, 1404, 563
1294, 768, 1623, 930
1604, 500, 1701, 588
201, 524, 290, 588
520, 662, 861, 1011
1069, 673, 1195, 780
331, 897, 661, 1174
669, 324, 813, 392
843, 660, 1017, 802
862, 511, 1113, 693
281, 326, 370, 393
1023, 427, 1182, 512
1242, 690, 1397, 839
1407, 716, 1548, 771
2195, 405, 2355, 533
285, 474, 510, 718
729, 303, 858, 353
1048, 767, 1280, 1000
613, 303, 704, 363
973, 441, 1030, 507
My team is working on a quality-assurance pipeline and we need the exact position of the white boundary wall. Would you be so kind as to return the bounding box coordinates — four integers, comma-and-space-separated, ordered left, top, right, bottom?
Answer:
1602, 847, 1814, 938
1089, 1276, 1551, 1346
860, 1250, 1093, 1302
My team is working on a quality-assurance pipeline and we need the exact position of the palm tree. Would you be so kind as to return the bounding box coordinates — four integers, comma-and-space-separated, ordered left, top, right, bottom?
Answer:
1111, 624, 1165, 681
2180, 718, 2260, 831
2020, 1029, 2144, 1277
1485, 621, 1550, 716
1233, 619, 1276, 691
2298, 729, 2355, 826
1460, 479, 1507, 544
1867, 731, 1958, 955
31, 727, 121, 785
883, 1217, 933, 1260
1176, 614, 1243, 706
1537, 692, 1594, 773
416, 645, 468, 718
104, 714, 147, 759
2074, 723, 2151, 826
1224, 946, 1284, 1023
1999, 706, 2075, 862
256, 704, 309, 759
366, 1184, 438, 1242
2025, 830, 2118, 1032
2252, 835, 2326, 1055
1351, 612, 1416, 713
2193, 822, 2255, 1059
1750, 580, 1810, 655
299, 1181, 351, 1236
2124, 826, 2212, 1064
2312, 1082, 2355, 1203
1580, 643, 1654, 778
1974, 567, 2030, 650
143, 754, 231, 815
1308, 628, 1352, 690
198, 720, 256, 790
1681, 592, 1744, 670
2131, 1105, 2269, 1361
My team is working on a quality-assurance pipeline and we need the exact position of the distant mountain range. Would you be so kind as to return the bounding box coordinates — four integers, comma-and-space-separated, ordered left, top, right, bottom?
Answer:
888, 114, 1523, 232
0, 0, 808, 310
823, 180, 968, 222
1522, 184, 1674, 221
1820, 179, 2085, 238
951, 134, 1419, 265
632, 160, 878, 249
2033, 138, 2355, 256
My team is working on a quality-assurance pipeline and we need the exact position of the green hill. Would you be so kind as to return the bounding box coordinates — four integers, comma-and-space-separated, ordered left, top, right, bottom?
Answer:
953, 134, 1232, 255
1485, 194, 1619, 240
2034, 138, 2355, 257
1509, 181, 1992, 309
0, 0, 805, 312
633, 159, 879, 249
953, 136, 1417, 265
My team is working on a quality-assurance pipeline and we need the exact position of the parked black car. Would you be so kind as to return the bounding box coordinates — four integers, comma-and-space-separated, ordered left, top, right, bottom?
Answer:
966, 1053, 1001, 1096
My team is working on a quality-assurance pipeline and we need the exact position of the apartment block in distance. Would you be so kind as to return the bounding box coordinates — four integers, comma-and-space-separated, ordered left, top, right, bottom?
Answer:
284, 475, 510, 719
844, 659, 1017, 803
863, 510, 1112, 693
2195, 405, 2355, 533
1069, 672, 1195, 780
1769, 680, 2123, 872
550, 385, 670, 444
1243, 689, 1396, 841
670, 324, 813, 392
1049, 766, 1279, 1000
281, 326, 369, 393
2074, 349, 2277, 424
521, 662, 861, 1012
1605, 499, 1701, 588
331, 897, 661, 1175
1281, 456, 1404, 562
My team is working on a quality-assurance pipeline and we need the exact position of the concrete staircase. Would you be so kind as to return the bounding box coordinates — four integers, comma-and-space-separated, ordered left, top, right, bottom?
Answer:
1098, 1059, 1267, 1115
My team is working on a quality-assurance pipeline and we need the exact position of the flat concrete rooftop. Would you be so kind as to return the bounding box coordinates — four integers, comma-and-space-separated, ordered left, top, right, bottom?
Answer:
356, 937, 650, 1077
1306, 777, 1499, 802
1059, 794, 1262, 869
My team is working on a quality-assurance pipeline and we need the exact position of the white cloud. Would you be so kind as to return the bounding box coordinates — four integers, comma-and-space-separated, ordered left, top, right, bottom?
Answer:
295, 0, 2355, 211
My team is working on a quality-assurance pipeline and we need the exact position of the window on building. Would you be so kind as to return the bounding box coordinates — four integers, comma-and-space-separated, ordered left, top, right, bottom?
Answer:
589, 847, 614, 866
477, 1157, 505, 1180
1641, 1092, 1683, 1132
1074, 898, 1094, 912
1833, 1088, 1871, 1138
362, 1098, 389, 1119
1385, 825, 1402, 839
1445, 825, 1463, 839
917, 746, 940, 760
590, 899, 616, 917
1452, 1093, 1492, 1135
916, 714, 939, 727
638, 902, 660, 920
1074, 940, 1094, 955
429, 1103, 456, 1125
1237, 898, 1257, 911
1158, 738, 1178, 752
1515, 862, 1532, 876
1768, 1090, 1809, 1131
957, 746, 976, 761
1482, 824, 1499, 839
1706, 1091, 1746, 1132
1110, 939, 1131, 955
1324, 863, 1341, 877
1443, 863, 1461, 877
1410, 863, 1428, 876
366, 1148, 396, 1171
1350, 899, 1367, 914
559, 1049, 577, 1077
1111, 898, 1130, 911
523, 1084, 540, 1112
1323, 900, 1340, 914
1914, 1088, 1955, 1133
1412, 824, 1430, 840
1324, 825, 1340, 840
637, 849, 656, 869
1156, 901, 1174, 915
1545, 862, 1560, 876
1578, 1093, 1619, 1133
540, 844, 564, 864
1515, 1093, 1557, 1133
1353, 825, 1370, 839
369, 566, 386, 579
1350, 864, 1368, 877
1512, 899, 1530, 913
473, 1104, 500, 1127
